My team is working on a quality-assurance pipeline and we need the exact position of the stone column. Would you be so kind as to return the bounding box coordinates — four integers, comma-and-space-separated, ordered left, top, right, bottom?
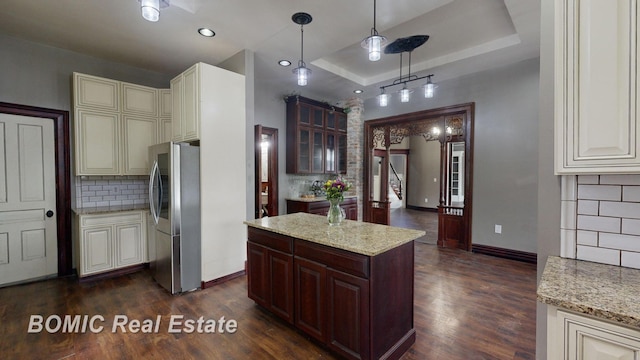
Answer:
344, 97, 364, 220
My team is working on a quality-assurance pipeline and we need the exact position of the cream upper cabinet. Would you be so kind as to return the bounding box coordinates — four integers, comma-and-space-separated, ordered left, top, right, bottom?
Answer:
73, 72, 166, 175
75, 109, 120, 175
122, 82, 158, 117
74, 73, 120, 111
548, 307, 640, 360
171, 64, 202, 142
159, 89, 172, 117
122, 115, 157, 175
158, 89, 172, 143
555, 0, 640, 174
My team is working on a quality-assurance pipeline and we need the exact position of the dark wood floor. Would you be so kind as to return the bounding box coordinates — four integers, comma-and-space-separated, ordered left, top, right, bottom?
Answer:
391, 208, 438, 244
0, 243, 536, 360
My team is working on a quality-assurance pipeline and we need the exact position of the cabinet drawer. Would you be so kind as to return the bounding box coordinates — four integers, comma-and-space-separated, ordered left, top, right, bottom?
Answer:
295, 240, 369, 279
248, 227, 293, 254
81, 211, 144, 227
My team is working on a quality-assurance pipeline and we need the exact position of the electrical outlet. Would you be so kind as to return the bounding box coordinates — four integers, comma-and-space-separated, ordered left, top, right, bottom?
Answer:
424, 198, 428, 203
110, 186, 119, 195
433, 178, 437, 182
495, 224, 502, 234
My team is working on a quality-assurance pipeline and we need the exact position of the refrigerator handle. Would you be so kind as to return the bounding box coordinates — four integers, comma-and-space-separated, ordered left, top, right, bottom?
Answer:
149, 160, 159, 225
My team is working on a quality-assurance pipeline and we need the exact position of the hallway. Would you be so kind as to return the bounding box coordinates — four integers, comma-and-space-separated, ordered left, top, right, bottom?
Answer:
391, 207, 438, 244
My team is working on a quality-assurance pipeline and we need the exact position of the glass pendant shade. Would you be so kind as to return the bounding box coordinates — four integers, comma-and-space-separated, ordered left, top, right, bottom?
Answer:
400, 87, 411, 103
294, 66, 310, 86
424, 82, 435, 98
141, 0, 160, 22
378, 92, 389, 107
366, 35, 385, 61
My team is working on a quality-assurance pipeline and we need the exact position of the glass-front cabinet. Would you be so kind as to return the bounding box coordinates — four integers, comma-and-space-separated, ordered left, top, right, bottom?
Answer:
285, 95, 347, 174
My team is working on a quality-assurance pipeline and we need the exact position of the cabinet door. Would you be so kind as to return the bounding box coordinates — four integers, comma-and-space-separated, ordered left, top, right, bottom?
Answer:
337, 134, 347, 174
115, 223, 143, 267
160, 118, 172, 144
170, 75, 183, 142
269, 249, 294, 324
298, 128, 311, 173
75, 109, 120, 175
159, 89, 172, 117
81, 227, 114, 275
326, 133, 336, 173
337, 112, 347, 132
556, 0, 640, 173
558, 310, 640, 360
74, 73, 119, 111
247, 242, 269, 308
327, 268, 370, 360
182, 65, 200, 141
312, 130, 324, 173
295, 256, 327, 342
122, 115, 157, 175
121, 83, 158, 116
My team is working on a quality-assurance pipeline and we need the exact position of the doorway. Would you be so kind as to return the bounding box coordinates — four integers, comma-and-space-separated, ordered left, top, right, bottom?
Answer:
0, 102, 72, 283
254, 125, 278, 219
363, 103, 474, 251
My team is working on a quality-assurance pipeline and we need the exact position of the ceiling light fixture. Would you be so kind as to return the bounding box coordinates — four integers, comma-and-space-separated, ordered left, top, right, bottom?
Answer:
292, 12, 312, 86
378, 35, 435, 106
198, 28, 215, 37
361, 0, 387, 61
139, 0, 169, 22
354, 89, 363, 94
278, 60, 292, 67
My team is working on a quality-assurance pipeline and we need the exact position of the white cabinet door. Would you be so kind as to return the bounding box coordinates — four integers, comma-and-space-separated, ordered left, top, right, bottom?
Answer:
160, 118, 172, 144
122, 115, 157, 175
159, 89, 171, 117
75, 109, 120, 175
182, 65, 200, 141
550, 308, 640, 360
122, 83, 158, 117
74, 73, 119, 111
555, 0, 640, 174
81, 227, 114, 275
171, 75, 183, 142
115, 223, 143, 267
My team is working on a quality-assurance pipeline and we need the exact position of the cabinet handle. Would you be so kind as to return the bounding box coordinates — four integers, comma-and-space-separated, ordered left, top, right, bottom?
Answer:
46, 210, 54, 218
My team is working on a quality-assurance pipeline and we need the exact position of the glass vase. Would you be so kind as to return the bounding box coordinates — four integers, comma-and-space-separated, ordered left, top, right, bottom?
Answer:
327, 198, 345, 226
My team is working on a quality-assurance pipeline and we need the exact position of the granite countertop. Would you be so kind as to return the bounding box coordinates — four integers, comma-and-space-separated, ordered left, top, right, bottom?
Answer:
537, 256, 640, 328
72, 203, 149, 215
286, 195, 357, 203
244, 212, 425, 256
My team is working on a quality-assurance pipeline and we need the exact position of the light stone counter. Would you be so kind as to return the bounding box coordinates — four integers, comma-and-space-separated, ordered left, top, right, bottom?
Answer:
244, 212, 425, 256
71, 203, 149, 215
537, 256, 640, 328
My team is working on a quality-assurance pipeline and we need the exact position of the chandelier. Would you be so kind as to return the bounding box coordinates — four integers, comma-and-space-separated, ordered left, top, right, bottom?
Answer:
377, 35, 437, 107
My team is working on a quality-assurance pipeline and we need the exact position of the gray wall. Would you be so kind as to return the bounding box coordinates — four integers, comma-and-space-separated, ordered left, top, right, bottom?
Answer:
406, 137, 440, 209
364, 57, 540, 253
536, 0, 562, 357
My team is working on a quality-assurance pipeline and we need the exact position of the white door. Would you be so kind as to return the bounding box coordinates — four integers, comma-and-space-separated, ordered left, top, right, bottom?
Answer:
0, 114, 57, 285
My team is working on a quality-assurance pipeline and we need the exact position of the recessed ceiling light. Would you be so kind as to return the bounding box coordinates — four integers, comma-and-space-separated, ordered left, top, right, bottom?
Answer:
198, 28, 215, 37
278, 60, 292, 67
354, 89, 364, 94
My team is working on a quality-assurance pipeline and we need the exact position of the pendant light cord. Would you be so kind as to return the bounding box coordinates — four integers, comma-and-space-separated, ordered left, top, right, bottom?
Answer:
372, 0, 378, 36
300, 24, 304, 66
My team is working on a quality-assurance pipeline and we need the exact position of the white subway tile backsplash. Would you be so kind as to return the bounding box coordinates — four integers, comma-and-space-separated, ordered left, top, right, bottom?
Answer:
623, 186, 640, 202
75, 176, 148, 208
599, 233, 640, 252
577, 175, 599, 185
600, 174, 640, 185
576, 230, 598, 246
576, 245, 620, 265
577, 215, 620, 233
621, 251, 640, 269
577, 200, 598, 215
600, 201, 640, 219
622, 218, 640, 236
577, 185, 621, 201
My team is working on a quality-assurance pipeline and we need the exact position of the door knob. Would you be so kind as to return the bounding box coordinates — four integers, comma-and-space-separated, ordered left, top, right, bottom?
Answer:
46, 210, 54, 218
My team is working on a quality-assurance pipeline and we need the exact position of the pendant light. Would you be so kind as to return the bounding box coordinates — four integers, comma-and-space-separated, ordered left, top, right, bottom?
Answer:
292, 13, 313, 86
424, 74, 437, 98
400, 86, 411, 103
361, 0, 387, 61
378, 89, 389, 107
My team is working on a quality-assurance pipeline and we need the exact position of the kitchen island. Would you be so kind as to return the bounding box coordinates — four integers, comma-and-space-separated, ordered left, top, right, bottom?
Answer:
244, 213, 425, 360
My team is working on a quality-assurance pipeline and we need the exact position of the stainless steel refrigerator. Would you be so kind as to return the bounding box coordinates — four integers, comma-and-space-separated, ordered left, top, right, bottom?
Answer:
148, 142, 201, 294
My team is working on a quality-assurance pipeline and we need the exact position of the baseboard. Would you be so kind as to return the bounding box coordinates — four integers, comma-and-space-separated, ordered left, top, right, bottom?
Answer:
405, 205, 438, 212
472, 244, 537, 264
78, 263, 148, 283
201, 270, 246, 289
